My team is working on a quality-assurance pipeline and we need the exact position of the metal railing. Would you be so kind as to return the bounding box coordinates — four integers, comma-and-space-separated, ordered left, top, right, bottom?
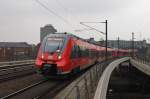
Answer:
133, 57, 150, 65
130, 58, 150, 76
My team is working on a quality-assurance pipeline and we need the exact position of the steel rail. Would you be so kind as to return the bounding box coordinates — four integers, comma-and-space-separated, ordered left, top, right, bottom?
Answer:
0, 67, 34, 77
0, 65, 35, 82
0, 70, 35, 83
1, 79, 68, 99
0, 80, 47, 99
33, 81, 65, 99
0, 63, 34, 69
0, 60, 35, 65
0, 64, 34, 72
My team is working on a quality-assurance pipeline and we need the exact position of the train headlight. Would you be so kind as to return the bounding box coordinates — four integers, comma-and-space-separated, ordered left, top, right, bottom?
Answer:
41, 54, 44, 59
58, 54, 62, 59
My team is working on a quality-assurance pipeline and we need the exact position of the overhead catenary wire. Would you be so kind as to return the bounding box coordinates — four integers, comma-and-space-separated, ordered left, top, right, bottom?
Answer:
54, 0, 82, 32
35, 0, 104, 35
34, 0, 75, 30
80, 22, 105, 35
55, 0, 68, 16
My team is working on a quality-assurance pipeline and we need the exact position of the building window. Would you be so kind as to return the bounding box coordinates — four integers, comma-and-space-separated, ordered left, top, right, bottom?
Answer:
14, 51, 25, 55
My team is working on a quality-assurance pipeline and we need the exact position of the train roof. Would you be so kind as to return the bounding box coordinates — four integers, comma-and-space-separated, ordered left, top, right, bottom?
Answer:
46, 32, 101, 46
46, 33, 130, 52
46, 32, 74, 38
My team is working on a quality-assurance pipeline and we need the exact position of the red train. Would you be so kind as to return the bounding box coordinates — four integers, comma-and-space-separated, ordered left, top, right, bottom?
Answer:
35, 33, 130, 76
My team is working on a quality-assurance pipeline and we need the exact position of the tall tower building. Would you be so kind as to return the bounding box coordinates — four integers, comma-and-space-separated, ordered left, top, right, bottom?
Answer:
40, 24, 57, 42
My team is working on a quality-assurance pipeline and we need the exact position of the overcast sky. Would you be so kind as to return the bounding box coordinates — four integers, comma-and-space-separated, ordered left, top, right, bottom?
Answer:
0, 0, 150, 44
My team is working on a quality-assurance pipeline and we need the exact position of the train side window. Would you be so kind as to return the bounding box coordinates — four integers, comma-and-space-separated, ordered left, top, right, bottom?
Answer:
75, 45, 79, 58
71, 44, 81, 59
85, 48, 89, 57
79, 46, 83, 57
71, 45, 76, 59
77, 45, 81, 57
89, 49, 92, 58
102, 51, 105, 57
82, 46, 85, 57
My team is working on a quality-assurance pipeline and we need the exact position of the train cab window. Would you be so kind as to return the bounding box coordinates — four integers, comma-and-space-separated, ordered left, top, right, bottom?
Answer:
44, 37, 64, 53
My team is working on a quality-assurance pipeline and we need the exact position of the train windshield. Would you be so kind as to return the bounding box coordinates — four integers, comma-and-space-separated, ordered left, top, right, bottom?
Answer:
44, 37, 64, 53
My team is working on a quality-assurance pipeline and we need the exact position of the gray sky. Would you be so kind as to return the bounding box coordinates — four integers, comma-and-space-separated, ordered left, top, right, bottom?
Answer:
0, 0, 150, 44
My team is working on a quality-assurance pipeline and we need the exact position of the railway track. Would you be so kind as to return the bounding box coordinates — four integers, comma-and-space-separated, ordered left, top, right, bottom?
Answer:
0, 79, 71, 99
0, 60, 34, 69
0, 59, 101, 82
0, 60, 114, 99
1, 80, 46, 99
0, 60, 36, 82
0, 63, 92, 99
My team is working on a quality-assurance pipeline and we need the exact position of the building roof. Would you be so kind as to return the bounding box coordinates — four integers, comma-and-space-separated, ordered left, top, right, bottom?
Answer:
0, 42, 31, 48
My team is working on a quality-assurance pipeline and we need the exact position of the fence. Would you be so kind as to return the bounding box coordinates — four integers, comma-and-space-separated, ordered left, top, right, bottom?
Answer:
134, 57, 150, 65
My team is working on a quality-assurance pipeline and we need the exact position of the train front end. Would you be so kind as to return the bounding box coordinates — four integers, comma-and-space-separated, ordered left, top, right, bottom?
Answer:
35, 34, 69, 76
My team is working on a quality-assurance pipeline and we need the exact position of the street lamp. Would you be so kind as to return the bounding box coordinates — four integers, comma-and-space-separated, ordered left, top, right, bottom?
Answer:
80, 20, 108, 61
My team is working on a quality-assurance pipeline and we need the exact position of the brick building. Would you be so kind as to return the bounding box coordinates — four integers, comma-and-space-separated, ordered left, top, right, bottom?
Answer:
0, 42, 32, 61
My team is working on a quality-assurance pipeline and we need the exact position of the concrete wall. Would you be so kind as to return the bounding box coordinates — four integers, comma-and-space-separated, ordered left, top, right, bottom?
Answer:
54, 62, 107, 99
